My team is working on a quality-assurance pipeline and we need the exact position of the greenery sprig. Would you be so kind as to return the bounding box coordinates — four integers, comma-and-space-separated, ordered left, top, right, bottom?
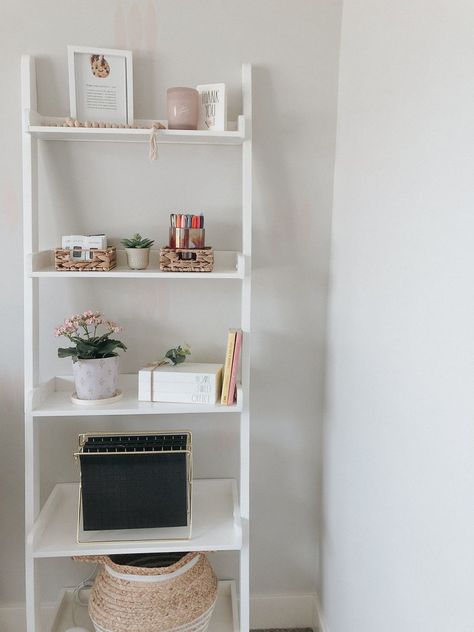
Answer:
157, 343, 191, 366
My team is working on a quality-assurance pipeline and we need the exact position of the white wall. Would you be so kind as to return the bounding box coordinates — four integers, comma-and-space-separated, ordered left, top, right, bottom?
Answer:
0, 0, 342, 616
324, 1, 474, 630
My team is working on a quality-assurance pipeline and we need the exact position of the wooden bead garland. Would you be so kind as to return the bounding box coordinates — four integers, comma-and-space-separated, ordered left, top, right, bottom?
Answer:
55, 117, 166, 131
47, 118, 166, 160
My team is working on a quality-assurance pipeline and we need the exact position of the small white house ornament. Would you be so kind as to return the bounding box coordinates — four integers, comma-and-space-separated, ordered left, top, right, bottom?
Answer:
196, 83, 227, 131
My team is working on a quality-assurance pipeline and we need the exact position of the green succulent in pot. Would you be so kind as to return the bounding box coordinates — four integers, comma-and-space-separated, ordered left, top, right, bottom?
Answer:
121, 233, 155, 249
121, 233, 155, 269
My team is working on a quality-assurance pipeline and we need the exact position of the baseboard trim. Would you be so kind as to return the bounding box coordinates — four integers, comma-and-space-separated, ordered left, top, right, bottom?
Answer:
313, 592, 328, 632
0, 605, 26, 630
1, 593, 324, 631
0, 604, 57, 631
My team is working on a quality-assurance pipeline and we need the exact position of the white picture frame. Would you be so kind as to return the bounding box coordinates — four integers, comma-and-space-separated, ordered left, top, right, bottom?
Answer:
68, 45, 134, 125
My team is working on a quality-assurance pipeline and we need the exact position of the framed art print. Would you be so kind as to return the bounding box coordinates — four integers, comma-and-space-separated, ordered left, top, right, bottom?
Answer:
68, 46, 134, 124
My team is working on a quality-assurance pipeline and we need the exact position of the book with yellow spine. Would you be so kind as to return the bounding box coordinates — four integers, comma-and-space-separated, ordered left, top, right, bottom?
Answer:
220, 329, 237, 405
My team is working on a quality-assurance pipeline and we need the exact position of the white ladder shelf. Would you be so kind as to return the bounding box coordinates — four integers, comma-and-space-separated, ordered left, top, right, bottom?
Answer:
22, 55, 252, 632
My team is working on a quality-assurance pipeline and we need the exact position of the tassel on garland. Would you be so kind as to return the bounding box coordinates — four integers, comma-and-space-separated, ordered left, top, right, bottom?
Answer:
149, 123, 162, 161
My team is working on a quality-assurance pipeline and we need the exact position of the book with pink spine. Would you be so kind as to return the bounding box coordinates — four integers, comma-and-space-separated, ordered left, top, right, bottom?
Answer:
227, 329, 243, 405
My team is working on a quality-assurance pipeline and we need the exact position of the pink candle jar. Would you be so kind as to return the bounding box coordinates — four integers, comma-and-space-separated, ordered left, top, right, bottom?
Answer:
167, 87, 199, 130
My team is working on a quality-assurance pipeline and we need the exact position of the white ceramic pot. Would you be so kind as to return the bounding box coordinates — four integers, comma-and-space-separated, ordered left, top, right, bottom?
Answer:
72, 356, 119, 400
125, 248, 150, 270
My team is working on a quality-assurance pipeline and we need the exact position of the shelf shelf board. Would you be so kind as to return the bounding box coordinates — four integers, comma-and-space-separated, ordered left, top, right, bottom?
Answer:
28, 250, 245, 279
26, 111, 247, 145
47, 581, 239, 632
29, 479, 242, 558
32, 375, 243, 417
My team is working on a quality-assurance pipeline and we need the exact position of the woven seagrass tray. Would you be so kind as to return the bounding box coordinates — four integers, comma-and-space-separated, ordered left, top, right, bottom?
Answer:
159, 247, 214, 272
55, 247, 117, 272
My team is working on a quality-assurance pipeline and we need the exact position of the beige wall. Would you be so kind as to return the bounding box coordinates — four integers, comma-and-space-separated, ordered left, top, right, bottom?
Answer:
324, 1, 474, 630
0, 0, 342, 607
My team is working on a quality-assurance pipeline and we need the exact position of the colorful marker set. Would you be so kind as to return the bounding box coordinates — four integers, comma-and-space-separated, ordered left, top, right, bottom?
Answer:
170, 213, 204, 229
169, 213, 206, 250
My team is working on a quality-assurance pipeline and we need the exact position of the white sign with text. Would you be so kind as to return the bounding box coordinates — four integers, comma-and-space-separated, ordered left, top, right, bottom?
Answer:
196, 83, 227, 131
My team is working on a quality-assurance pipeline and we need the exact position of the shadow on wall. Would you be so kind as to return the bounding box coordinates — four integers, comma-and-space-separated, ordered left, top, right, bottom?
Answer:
249, 66, 328, 594
0, 327, 26, 603
0, 104, 26, 603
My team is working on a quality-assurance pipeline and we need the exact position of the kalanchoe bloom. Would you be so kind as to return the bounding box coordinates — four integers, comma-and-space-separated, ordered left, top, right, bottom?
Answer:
54, 319, 78, 336
105, 320, 122, 333
55, 311, 127, 362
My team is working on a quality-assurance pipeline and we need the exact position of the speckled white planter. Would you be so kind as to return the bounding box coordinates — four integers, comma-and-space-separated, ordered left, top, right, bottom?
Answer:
125, 248, 150, 270
72, 356, 119, 400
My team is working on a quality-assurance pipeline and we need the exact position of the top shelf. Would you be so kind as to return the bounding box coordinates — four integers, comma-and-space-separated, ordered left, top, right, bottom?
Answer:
21, 56, 251, 146
22, 56, 251, 145
25, 112, 248, 145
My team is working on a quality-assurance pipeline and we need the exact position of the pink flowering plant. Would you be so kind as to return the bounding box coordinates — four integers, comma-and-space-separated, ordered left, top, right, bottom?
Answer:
55, 310, 127, 362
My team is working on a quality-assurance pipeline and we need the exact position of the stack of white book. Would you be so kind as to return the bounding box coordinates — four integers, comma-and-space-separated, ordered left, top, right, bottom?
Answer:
138, 363, 223, 404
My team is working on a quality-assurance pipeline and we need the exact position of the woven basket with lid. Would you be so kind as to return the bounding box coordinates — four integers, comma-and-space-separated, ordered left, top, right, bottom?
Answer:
75, 552, 218, 632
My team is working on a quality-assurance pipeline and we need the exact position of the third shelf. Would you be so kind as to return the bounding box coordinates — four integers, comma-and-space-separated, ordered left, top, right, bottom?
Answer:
32, 375, 242, 417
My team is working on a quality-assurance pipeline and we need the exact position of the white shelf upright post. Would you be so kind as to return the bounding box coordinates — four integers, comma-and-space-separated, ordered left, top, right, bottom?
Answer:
240, 63, 252, 632
22, 54, 41, 632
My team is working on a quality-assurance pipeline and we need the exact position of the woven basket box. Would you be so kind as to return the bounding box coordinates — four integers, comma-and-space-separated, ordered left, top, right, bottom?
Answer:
55, 246, 117, 271
160, 247, 214, 272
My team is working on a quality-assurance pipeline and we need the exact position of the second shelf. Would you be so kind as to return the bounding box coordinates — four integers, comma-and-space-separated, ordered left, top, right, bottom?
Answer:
28, 250, 245, 279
